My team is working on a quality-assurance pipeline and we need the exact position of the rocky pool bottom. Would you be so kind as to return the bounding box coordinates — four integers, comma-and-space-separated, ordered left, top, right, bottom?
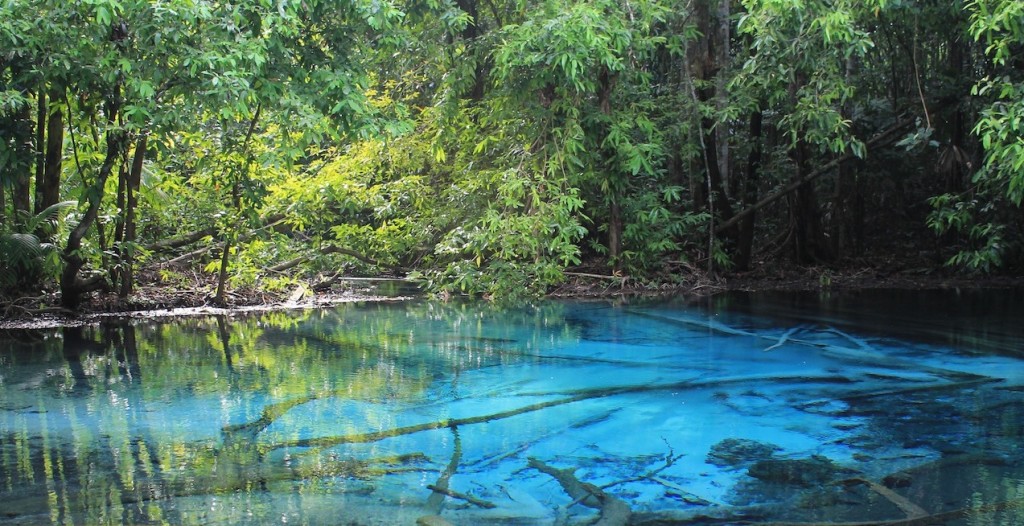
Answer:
1, 291, 1023, 525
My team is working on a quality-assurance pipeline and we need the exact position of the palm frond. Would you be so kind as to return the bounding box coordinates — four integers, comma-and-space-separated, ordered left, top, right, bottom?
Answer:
0, 232, 44, 267
24, 200, 77, 234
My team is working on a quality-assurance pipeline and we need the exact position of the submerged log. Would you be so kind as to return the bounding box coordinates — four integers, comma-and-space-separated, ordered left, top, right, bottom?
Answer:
267, 375, 855, 453
764, 326, 804, 352
528, 457, 632, 526
425, 485, 496, 509
838, 478, 927, 519
426, 427, 463, 514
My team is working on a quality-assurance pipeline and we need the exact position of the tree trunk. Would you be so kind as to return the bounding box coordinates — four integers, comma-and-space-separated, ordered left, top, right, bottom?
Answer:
214, 233, 233, 305
595, 66, 623, 272
455, 0, 486, 101
716, 112, 921, 235
36, 89, 63, 217
61, 84, 124, 309
119, 134, 146, 298
789, 138, 828, 264
734, 110, 762, 271
689, 0, 736, 243
34, 90, 46, 208
700, 111, 737, 242
214, 103, 262, 306
11, 103, 32, 217
110, 158, 128, 292
715, 0, 731, 197
608, 197, 622, 272
831, 55, 860, 259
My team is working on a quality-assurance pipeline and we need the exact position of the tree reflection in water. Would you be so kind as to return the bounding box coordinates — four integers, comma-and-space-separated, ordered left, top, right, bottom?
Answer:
1, 297, 1023, 525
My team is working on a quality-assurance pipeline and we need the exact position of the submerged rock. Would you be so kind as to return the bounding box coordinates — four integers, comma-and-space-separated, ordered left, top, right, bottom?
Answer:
747, 455, 849, 487
416, 515, 455, 526
706, 438, 782, 468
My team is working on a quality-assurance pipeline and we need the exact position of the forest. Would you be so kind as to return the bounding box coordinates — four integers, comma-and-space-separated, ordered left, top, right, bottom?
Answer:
2, 0, 1024, 310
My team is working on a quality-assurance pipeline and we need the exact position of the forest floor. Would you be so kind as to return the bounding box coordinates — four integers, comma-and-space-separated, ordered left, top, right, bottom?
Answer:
1, 262, 1022, 330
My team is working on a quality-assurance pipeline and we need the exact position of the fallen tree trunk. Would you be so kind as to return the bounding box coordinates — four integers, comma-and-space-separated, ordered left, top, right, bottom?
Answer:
268, 244, 396, 273
528, 457, 632, 526
162, 216, 289, 266
426, 427, 464, 513
715, 113, 919, 235
145, 214, 287, 255
266, 374, 853, 453
144, 227, 216, 253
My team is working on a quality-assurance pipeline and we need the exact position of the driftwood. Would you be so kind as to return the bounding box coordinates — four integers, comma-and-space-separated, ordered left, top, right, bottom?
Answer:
528, 457, 632, 526
633, 312, 995, 389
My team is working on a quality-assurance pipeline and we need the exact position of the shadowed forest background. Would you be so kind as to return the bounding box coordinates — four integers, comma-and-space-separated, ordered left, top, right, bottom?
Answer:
2, 0, 1023, 309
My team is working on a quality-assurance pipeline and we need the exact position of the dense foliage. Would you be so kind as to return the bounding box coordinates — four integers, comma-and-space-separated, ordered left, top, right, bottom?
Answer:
1, 0, 1022, 306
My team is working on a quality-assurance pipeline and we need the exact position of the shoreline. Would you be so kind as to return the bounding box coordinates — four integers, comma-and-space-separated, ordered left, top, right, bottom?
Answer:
2, 268, 1022, 331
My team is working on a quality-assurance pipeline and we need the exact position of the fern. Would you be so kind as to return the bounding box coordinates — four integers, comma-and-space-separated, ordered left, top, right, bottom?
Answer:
0, 201, 74, 293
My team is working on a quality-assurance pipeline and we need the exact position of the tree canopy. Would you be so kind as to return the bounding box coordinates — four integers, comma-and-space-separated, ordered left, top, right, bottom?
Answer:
1, 0, 1022, 308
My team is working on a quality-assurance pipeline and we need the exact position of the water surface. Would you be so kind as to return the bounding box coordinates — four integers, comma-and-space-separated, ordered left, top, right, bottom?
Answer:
2, 291, 1023, 524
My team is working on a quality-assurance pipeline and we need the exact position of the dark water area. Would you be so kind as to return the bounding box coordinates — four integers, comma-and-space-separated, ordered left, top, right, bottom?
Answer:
694, 288, 1024, 357
1, 290, 1023, 525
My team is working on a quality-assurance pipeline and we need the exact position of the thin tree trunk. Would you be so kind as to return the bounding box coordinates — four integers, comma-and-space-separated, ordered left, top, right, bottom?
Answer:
34, 90, 46, 211
734, 110, 762, 270
608, 197, 622, 272
37, 89, 63, 216
689, 0, 736, 244
716, 112, 920, 235
110, 157, 128, 290
715, 0, 730, 197
12, 103, 32, 217
455, 0, 485, 101
790, 138, 824, 263
214, 103, 262, 306
114, 158, 128, 247
596, 66, 623, 272
702, 117, 736, 234
144, 227, 217, 253
119, 134, 146, 298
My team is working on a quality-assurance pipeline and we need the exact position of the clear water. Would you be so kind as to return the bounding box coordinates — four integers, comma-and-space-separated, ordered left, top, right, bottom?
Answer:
1, 291, 1023, 525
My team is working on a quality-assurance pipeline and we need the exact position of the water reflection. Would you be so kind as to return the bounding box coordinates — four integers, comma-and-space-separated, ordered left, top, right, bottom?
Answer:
1, 295, 1023, 524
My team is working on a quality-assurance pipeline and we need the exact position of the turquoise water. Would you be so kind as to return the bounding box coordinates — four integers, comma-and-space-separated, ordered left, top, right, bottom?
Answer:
1, 291, 1023, 524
